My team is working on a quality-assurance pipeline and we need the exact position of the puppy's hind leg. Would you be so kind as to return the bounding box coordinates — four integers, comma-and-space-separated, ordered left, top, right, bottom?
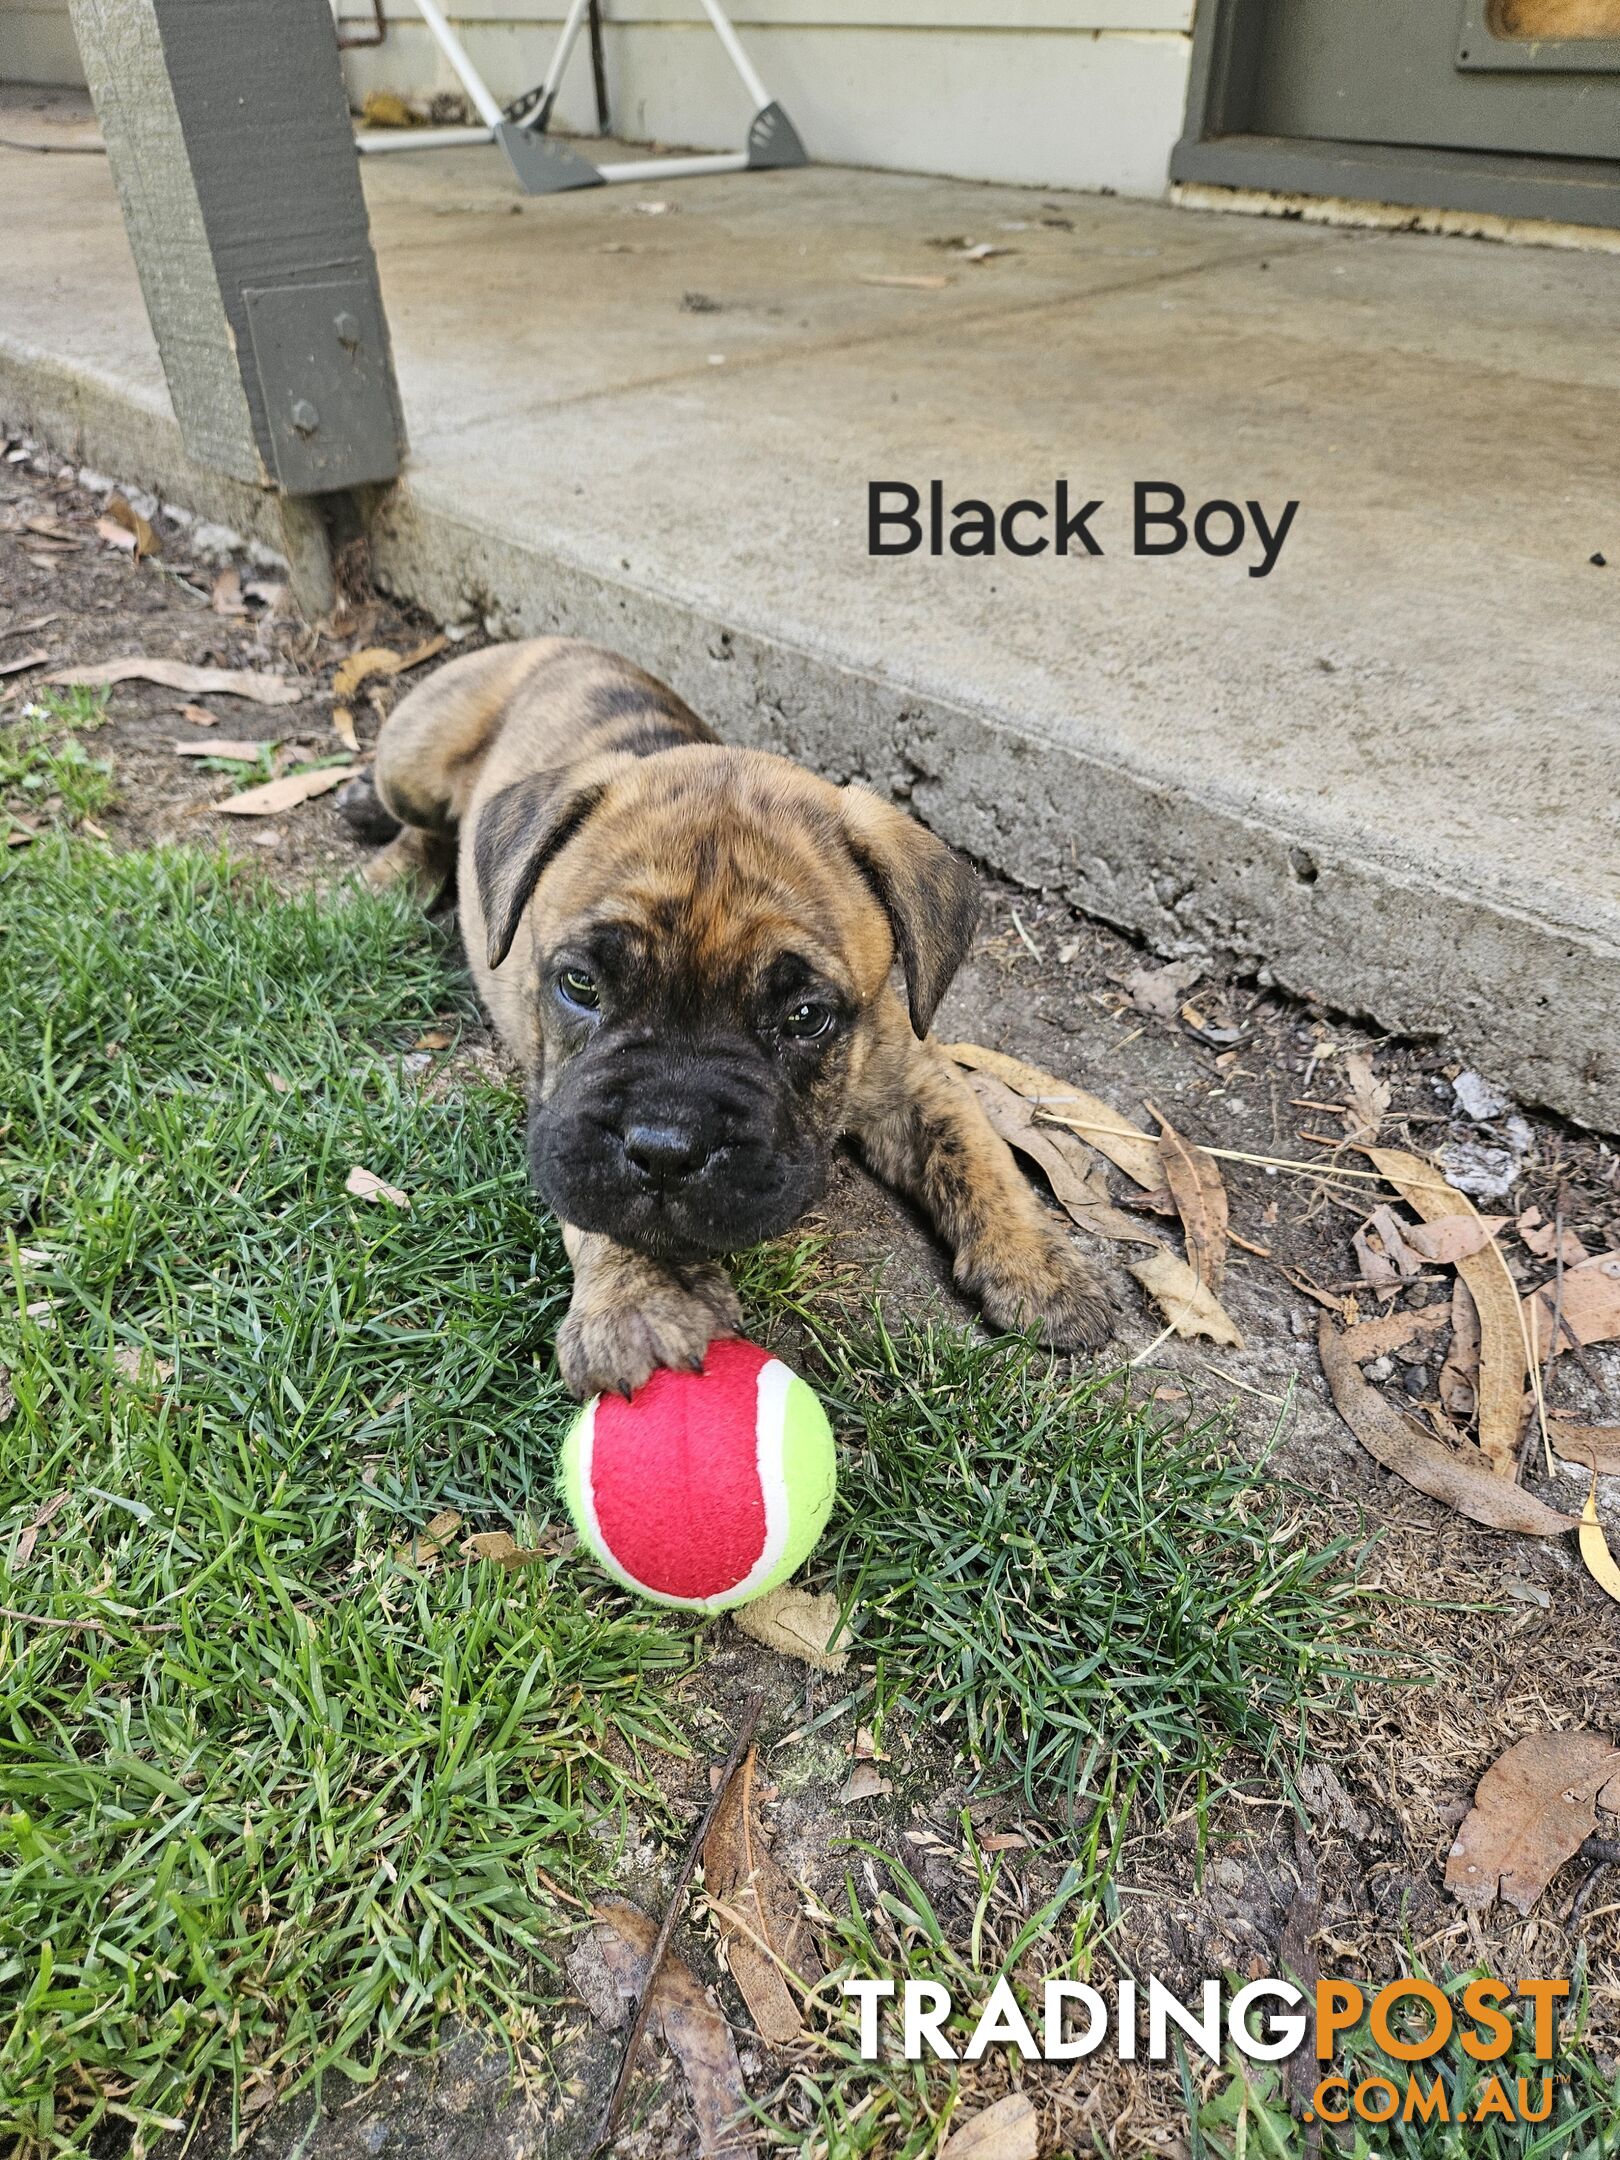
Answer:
365, 823, 457, 897
342, 643, 544, 898
334, 772, 455, 896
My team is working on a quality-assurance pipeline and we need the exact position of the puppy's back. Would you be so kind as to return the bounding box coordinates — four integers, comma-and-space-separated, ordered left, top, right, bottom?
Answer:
375, 638, 715, 835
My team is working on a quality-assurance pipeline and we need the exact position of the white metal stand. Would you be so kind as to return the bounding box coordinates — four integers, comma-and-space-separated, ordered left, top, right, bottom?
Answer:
351, 0, 806, 194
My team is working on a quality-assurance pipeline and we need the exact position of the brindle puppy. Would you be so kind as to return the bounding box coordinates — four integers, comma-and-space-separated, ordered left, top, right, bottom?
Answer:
348, 638, 1117, 1398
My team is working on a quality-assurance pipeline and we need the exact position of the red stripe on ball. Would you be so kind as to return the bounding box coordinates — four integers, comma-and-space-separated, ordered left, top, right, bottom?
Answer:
589, 1338, 771, 1600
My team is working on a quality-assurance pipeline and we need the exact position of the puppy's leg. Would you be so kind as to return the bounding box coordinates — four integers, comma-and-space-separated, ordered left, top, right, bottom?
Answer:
850, 1006, 1117, 1352
556, 1224, 744, 1400
362, 823, 456, 896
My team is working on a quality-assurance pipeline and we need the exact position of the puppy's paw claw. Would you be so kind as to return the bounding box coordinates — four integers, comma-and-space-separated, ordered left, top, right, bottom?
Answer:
958, 1235, 1119, 1354
557, 1285, 729, 1402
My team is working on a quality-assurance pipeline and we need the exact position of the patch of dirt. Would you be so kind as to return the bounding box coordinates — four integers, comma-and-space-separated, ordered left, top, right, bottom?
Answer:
10, 444, 1618, 2156
0, 437, 453, 876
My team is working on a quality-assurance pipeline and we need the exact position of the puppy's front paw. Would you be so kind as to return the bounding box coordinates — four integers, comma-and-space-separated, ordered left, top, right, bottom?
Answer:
956, 1230, 1118, 1353
556, 1265, 741, 1400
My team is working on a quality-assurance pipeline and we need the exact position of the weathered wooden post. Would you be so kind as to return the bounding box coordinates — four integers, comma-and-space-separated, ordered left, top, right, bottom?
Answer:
66, 0, 406, 614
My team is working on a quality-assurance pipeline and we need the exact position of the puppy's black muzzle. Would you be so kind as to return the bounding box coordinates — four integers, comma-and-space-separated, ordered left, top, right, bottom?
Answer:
528, 1034, 826, 1261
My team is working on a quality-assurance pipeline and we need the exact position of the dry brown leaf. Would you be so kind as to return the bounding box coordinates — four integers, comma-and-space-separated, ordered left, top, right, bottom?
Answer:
47, 657, 301, 705
1129, 1247, 1243, 1347
1340, 1051, 1391, 1144
1445, 1732, 1620, 1914
346, 1164, 410, 1209
732, 1583, 849, 1671
945, 1042, 1161, 1188
1403, 1213, 1506, 1265
211, 567, 247, 616
1527, 1251, 1620, 1357
331, 636, 443, 702
461, 1527, 563, 1567
1353, 1227, 1401, 1290
593, 1900, 757, 2160
1371, 1204, 1423, 1279
1125, 957, 1202, 1019
218, 766, 351, 817
111, 1344, 172, 1387
1363, 1148, 1525, 1477
939, 2093, 1040, 2160
858, 272, 952, 289
332, 704, 359, 753
414, 1028, 454, 1051
0, 648, 49, 680
1579, 1482, 1620, 1606
172, 738, 271, 763
1152, 1104, 1228, 1291
1438, 1279, 1481, 1420
839, 1762, 892, 1805
99, 491, 157, 559
703, 1744, 823, 2046
1342, 1304, 1450, 1361
177, 703, 218, 727
1517, 1209, 1590, 1270
397, 1507, 463, 1567
1548, 1423, 1620, 1475
961, 1069, 1154, 1243
13, 1490, 69, 1570
1317, 1318, 1573, 1535
332, 646, 404, 700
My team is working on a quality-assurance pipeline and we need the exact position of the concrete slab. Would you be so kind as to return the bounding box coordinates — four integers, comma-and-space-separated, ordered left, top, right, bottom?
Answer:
4, 89, 1618, 1125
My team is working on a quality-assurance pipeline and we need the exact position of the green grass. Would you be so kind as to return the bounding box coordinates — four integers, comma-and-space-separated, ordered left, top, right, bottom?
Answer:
770, 1894, 1620, 2160
763, 1831, 1100, 2158
817, 1315, 1369, 1830
1, 687, 115, 834
0, 839, 691, 2153
0, 835, 1369, 2155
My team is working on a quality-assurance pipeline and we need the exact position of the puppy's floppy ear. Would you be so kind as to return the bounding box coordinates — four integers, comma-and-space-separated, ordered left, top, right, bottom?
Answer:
476, 762, 616, 971
841, 785, 980, 1037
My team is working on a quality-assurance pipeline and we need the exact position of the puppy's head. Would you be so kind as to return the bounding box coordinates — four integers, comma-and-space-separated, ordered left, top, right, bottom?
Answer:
474, 745, 978, 1262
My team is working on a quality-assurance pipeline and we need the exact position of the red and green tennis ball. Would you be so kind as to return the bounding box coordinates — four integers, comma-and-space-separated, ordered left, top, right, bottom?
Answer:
560, 1337, 836, 1613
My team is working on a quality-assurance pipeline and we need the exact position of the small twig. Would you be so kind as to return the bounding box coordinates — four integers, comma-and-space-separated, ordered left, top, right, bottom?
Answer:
1542, 1189, 1569, 1400
1008, 908, 1044, 962
595, 1697, 762, 2154
1570, 1837, 1620, 1925
1033, 1110, 1386, 1185
534, 1862, 592, 1914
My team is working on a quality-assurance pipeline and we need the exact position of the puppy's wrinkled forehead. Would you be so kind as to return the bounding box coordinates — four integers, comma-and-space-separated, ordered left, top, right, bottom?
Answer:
542, 751, 893, 996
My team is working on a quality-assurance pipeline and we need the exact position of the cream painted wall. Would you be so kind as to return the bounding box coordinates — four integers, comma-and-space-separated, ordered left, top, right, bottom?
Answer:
0, 0, 1197, 200
1, 0, 80, 82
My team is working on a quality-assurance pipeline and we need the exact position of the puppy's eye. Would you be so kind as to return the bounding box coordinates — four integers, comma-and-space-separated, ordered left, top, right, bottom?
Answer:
557, 966, 599, 1011
782, 1000, 834, 1041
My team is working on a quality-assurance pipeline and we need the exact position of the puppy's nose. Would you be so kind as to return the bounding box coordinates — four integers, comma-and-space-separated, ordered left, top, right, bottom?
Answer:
622, 1120, 709, 1185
